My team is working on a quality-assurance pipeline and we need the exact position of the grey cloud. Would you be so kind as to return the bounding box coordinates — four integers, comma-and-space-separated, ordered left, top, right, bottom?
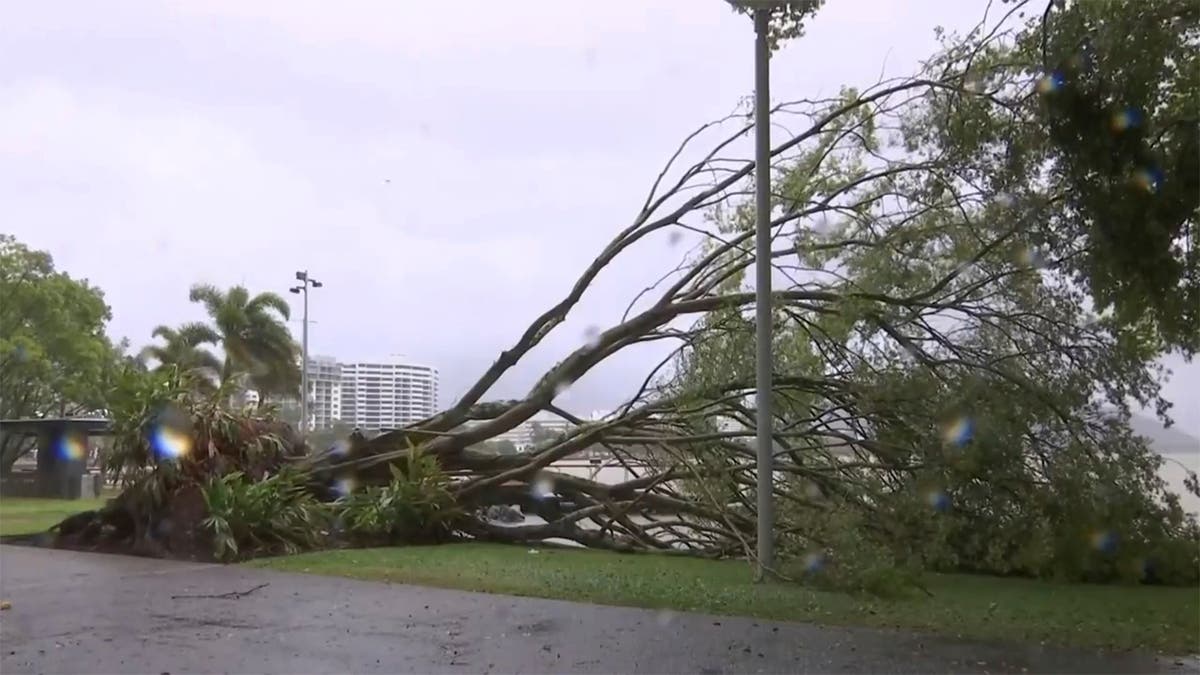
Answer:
2, 0, 1195, 429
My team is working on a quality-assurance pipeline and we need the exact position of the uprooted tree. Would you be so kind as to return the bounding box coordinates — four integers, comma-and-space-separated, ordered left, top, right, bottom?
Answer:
53, 0, 1198, 585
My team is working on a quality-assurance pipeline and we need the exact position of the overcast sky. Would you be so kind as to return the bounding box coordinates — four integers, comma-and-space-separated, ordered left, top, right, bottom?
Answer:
3, 0, 1197, 435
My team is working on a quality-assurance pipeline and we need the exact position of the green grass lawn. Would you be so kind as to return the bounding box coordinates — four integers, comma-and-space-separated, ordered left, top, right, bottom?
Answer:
0, 496, 107, 536
249, 543, 1200, 654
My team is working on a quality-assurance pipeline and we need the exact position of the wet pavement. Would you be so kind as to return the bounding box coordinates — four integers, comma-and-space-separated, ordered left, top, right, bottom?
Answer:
0, 545, 1194, 674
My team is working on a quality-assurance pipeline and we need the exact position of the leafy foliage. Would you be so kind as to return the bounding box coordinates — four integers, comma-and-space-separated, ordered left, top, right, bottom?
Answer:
335, 445, 459, 545
137, 324, 222, 393
657, 0, 1200, 589
187, 283, 301, 401
201, 469, 327, 561
725, 0, 827, 51
1034, 0, 1198, 354
0, 234, 126, 472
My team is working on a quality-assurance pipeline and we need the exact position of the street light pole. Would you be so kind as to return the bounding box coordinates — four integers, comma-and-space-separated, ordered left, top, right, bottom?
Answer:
290, 271, 322, 435
751, 5, 775, 581
727, 0, 779, 580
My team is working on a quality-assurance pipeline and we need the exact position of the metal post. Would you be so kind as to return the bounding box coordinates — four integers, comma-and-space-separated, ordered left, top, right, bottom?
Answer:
300, 278, 310, 434
752, 6, 775, 581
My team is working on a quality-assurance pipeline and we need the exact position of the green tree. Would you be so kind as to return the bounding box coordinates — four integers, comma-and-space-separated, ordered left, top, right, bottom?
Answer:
137, 324, 222, 392
660, 1, 1199, 583
928, 0, 1198, 354
725, 0, 827, 50
0, 235, 124, 473
186, 283, 301, 401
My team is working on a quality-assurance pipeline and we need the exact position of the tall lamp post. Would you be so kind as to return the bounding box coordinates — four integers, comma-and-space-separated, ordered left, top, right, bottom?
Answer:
728, 0, 777, 580
289, 271, 322, 435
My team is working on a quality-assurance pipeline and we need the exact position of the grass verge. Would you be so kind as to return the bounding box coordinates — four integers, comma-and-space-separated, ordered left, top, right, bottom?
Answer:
0, 496, 107, 536
248, 542, 1199, 654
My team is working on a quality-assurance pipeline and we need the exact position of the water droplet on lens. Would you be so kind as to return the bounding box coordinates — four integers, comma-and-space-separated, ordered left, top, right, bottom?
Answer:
1132, 166, 1163, 194
54, 432, 87, 462
583, 326, 602, 349
1090, 529, 1118, 554
333, 476, 357, 497
1017, 245, 1047, 270
552, 378, 572, 400
812, 214, 834, 235
1036, 71, 1065, 95
531, 475, 555, 500
941, 417, 974, 448
150, 408, 193, 461
1110, 107, 1141, 133
926, 489, 951, 513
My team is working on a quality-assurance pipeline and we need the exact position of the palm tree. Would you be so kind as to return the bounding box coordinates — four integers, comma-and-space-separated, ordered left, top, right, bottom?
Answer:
137, 324, 222, 391
187, 283, 301, 401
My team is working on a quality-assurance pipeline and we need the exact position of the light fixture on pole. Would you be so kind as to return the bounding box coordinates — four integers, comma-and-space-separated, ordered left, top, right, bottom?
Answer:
726, 0, 778, 580
289, 270, 322, 435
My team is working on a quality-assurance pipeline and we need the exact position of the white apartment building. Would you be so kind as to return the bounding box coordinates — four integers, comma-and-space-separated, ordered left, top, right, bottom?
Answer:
339, 359, 439, 432
303, 355, 343, 431
301, 356, 438, 432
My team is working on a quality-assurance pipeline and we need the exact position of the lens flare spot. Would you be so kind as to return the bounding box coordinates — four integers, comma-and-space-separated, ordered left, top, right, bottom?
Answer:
531, 475, 556, 501
1090, 529, 1118, 554
926, 489, 951, 513
1110, 107, 1142, 133
1132, 166, 1163, 194
151, 426, 192, 461
941, 417, 975, 448
55, 433, 87, 462
802, 551, 826, 574
1036, 70, 1065, 95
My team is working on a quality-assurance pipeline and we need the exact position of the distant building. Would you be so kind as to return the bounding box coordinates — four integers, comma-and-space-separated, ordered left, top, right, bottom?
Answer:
305, 355, 343, 430
340, 359, 438, 432
299, 355, 439, 432
463, 410, 576, 451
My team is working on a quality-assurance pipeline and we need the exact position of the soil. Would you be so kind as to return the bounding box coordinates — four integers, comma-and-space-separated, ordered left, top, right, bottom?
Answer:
2, 486, 217, 563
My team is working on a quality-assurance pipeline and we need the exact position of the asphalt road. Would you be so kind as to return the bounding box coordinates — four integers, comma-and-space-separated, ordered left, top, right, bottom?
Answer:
0, 545, 1194, 674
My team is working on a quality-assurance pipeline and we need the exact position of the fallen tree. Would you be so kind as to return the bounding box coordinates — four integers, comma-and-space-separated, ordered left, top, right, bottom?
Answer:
46, 0, 1198, 584
297, 1, 1197, 584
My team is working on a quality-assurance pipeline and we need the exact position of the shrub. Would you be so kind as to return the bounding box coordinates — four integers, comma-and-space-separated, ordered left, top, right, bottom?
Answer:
335, 446, 459, 545
781, 506, 927, 599
201, 469, 328, 561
